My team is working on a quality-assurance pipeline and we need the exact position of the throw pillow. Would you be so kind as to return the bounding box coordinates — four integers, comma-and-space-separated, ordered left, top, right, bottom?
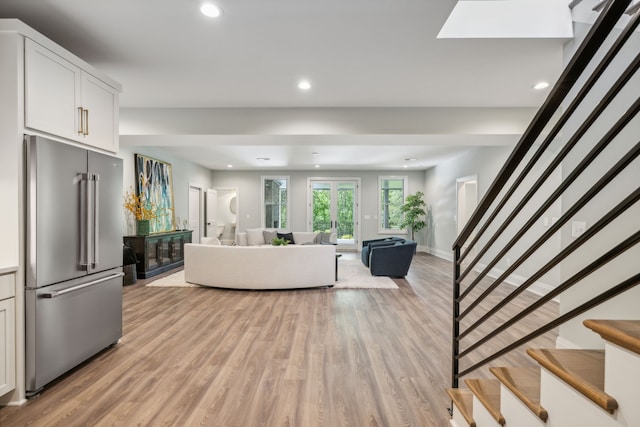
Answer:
263, 230, 278, 245
277, 232, 295, 244
246, 228, 266, 246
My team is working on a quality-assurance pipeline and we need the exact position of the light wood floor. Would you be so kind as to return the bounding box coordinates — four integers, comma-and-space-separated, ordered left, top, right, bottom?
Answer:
0, 253, 558, 426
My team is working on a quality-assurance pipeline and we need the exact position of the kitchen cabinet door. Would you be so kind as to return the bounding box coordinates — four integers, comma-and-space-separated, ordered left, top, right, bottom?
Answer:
81, 72, 119, 153
0, 297, 15, 398
24, 38, 81, 141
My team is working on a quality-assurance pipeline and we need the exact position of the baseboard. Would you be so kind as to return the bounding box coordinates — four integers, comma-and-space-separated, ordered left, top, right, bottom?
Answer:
426, 247, 454, 262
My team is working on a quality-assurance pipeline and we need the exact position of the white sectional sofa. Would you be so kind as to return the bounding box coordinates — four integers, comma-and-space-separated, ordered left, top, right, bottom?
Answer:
184, 243, 336, 290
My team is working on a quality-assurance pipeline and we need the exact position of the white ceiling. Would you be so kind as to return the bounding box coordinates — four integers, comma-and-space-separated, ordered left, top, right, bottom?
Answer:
0, 0, 574, 170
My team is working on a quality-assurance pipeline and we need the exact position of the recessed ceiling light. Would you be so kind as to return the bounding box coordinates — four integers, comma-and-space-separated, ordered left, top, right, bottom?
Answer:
298, 80, 312, 91
200, 3, 222, 18
314, 164, 320, 168
226, 164, 233, 168
403, 165, 409, 168
312, 152, 319, 156
533, 81, 550, 90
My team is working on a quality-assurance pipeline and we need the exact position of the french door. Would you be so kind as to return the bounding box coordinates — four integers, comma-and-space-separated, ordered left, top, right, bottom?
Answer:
308, 179, 359, 250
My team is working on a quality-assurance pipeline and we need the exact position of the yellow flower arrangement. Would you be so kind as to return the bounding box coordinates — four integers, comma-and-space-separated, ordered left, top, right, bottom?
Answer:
123, 187, 160, 221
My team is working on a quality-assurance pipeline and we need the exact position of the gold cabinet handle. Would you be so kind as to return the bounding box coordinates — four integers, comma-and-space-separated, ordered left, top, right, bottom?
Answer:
83, 108, 89, 136
78, 107, 84, 135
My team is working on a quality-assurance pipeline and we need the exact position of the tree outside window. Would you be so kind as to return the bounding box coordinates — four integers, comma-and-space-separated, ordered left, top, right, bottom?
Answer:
379, 176, 407, 232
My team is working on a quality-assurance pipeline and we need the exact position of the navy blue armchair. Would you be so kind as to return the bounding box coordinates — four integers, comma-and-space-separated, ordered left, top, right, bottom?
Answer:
368, 239, 417, 277
361, 237, 405, 267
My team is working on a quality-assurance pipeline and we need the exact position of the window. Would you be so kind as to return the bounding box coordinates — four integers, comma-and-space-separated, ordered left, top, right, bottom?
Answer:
379, 176, 407, 233
262, 176, 289, 229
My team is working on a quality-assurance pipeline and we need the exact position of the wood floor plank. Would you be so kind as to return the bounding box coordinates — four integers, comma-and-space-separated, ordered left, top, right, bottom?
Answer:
0, 253, 558, 426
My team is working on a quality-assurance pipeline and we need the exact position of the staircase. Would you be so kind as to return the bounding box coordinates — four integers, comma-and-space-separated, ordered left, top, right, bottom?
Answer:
447, 319, 640, 426
447, 1, 640, 426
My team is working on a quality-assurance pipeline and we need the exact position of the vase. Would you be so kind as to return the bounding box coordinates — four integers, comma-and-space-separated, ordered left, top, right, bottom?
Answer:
136, 219, 150, 236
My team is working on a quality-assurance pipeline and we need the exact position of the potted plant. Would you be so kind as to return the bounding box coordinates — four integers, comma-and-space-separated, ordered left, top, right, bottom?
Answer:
272, 236, 290, 246
399, 191, 427, 241
123, 187, 160, 235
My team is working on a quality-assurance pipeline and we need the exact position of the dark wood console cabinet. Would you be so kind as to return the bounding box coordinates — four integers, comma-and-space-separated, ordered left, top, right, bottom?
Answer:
123, 230, 192, 279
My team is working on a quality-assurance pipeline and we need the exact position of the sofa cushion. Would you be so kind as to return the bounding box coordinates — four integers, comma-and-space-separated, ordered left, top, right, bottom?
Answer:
246, 228, 266, 246
263, 230, 278, 245
277, 232, 295, 244
200, 236, 221, 246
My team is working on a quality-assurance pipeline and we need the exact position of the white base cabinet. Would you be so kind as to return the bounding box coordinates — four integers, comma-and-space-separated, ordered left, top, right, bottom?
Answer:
0, 272, 15, 398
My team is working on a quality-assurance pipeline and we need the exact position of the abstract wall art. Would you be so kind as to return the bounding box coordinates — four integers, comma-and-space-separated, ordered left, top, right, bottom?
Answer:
135, 154, 176, 233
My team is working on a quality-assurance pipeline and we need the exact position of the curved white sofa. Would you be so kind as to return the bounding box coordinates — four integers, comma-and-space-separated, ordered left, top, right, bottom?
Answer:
184, 243, 336, 290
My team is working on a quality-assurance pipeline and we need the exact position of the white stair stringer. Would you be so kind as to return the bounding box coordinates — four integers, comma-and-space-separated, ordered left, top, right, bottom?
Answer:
498, 384, 546, 427
603, 342, 640, 426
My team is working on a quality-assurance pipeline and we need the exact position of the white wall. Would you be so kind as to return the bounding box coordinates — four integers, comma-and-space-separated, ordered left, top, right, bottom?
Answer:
118, 146, 213, 238
557, 23, 640, 349
210, 169, 427, 246
423, 145, 512, 260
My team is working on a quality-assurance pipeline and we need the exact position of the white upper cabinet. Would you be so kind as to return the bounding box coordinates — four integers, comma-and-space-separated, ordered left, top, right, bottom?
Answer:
24, 39, 119, 153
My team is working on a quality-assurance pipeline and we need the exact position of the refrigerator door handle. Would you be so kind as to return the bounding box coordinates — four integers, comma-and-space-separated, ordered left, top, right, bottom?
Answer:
40, 272, 124, 298
79, 173, 90, 270
92, 174, 100, 268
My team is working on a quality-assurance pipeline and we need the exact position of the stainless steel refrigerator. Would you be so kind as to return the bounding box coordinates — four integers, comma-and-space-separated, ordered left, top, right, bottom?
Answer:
25, 135, 124, 396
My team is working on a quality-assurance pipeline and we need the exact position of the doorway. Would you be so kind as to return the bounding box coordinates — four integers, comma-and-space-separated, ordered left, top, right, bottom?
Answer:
206, 187, 238, 244
456, 175, 478, 253
308, 178, 360, 251
188, 185, 202, 244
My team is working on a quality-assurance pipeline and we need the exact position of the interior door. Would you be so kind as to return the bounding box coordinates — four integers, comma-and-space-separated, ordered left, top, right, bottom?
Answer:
188, 186, 201, 244
206, 189, 217, 237
309, 180, 358, 250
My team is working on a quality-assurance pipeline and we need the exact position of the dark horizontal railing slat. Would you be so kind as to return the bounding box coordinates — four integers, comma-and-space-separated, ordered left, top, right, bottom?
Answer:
457, 230, 640, 358
456, 50, 640, 284
456, 10, 640, 267
453, 0, 632, 249
457, 272, 640, 378
458, 138, 640, 319
458, 102, 640, 305
457, 190, 640, 348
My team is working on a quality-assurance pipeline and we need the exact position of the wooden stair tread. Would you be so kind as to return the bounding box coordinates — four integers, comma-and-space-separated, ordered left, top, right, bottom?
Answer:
446, 388, 476, 427
464, 378, 505, 425
526, 348, 618, 413
584, 319, 640, 355
490, 366, 548, 422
